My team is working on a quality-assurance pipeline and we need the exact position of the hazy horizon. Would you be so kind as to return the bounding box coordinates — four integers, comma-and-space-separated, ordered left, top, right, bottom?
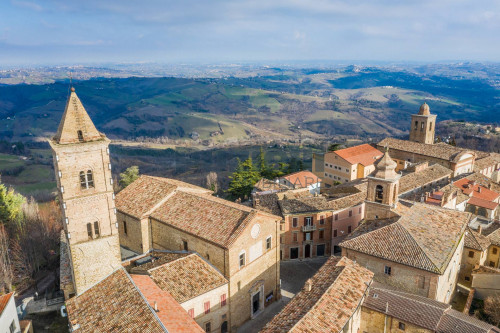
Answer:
1, 0, 499, 66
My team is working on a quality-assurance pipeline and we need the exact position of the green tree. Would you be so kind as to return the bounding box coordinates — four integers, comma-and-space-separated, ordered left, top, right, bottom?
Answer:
119, 166, 140, 189
328, 143, 343, 152
227, 157, 261, 200
0, 184, 25, 230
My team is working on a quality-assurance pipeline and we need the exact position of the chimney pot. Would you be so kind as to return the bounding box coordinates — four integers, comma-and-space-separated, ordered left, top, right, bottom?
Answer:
154, 301, 158, 312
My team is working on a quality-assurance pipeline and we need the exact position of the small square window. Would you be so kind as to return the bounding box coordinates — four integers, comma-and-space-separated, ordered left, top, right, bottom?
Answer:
398, 322, 405, 330
465, 276, 470, 281
333, 229, 337, 237
319, 216, 325, 225
493, 248, 498, 255
348, 226, 352, 233
183, 241, 188, 251
384, 266, 392, 275
205, 321, 211, 332
266, 236, 272, 250
468, 251, 474, 258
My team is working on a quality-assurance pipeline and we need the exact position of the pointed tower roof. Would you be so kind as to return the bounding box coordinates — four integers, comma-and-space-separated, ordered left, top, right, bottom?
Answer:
418, 102, 431, 116
53, 88, 103, 144
373, 148, 399, 180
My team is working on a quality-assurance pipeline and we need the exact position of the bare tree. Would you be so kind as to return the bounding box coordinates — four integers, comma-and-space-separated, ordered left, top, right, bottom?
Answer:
0, 225, 13, 292
206, 171, 219, 193
484, 295, 500, 326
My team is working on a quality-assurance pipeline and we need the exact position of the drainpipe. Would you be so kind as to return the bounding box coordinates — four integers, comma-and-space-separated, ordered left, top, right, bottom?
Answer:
384, 302, 389, 333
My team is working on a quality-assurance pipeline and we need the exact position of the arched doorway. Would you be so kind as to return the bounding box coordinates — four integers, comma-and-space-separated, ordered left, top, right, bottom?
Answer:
304, 244, 311, 258
221, 321, 228, 333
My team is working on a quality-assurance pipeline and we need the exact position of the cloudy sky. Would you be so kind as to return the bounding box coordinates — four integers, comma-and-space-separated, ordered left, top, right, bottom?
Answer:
1, 0, 499, 65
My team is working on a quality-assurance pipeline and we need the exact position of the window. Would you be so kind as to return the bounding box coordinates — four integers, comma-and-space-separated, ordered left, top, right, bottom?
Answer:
333, 229, 338, 237
490, 261, 495, 267
348, 225, 352, 233
9, 320, 16, 333
239, 252, 246, 268
80, 170, 95, 189
319, 216, 325, 225
205, 321, 211, 332
346, 168, 349, 172
77, 130, 84, 142
221, 294, 227, 306
349, 210, 352, 217
468, 251, 474, 258
188, 308, 194, 318
334, 214, 338, 221
398, 322, 405, 330
421, 122, 424, 131
384, 266, 392, 275
93, 221, 100, 238
319, 229, 324, 239
414, 121, 418, 130
204, 301, 210, 314
183, 241, 188, 251
375, 185, 384, 203
292, 217, 298, 228
304, 217, 312, 226
493, 247, 498, 255
123, 221, 127, 235
465, 276, 470, 281
87, 223, 93, 239
206, 253, 210, 260
293, 232, 298, 242
266, 236, 272, 250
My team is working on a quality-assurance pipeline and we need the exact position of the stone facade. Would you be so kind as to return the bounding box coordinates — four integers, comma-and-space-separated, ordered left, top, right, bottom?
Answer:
409, 114, 437, 145
51, 90, 121, 296
149, 214, 280, 330
281, 212, 331, 260
459, 248, 487, 286
361, 306, 432, 333
117, 212, 150, 254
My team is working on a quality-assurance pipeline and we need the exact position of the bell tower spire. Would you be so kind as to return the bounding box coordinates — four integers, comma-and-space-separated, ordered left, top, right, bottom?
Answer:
49, 88, 121, 297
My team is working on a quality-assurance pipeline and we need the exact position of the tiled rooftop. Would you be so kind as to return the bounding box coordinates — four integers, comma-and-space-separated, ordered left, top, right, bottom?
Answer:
468, 196, 499, 210
399, 164, 452, 194
378, 138, 476, 162
148, 253, 228, 303
474, 153, 500, 172
260, 257, 373, 333
465, 228, 491, 251
472, 265, 500, 275
332, 143, 383, 166
0, 292, 13, 315
130, 274, 204, 332
363, 283, 499, 333
128, 251, 189, 273
116, 175, 211, 219
282, 170, 322, 188
65, 268, 167, 332
454, 178, 500, 202
340, 202, 471, 274
482, 221, 500, 246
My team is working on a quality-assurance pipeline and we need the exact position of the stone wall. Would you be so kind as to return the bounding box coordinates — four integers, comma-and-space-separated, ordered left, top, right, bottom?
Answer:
117, 212, 150, 254
361, 307, 432, 333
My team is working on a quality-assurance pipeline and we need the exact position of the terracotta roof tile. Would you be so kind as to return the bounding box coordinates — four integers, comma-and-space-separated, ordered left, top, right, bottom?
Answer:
454, 178, 500, 202
65, 268, 167, 332
148, 253, 228, 303
0, 292, 13, 315
472, 265, 500, 275
363, 284, 497, 333
116, 175, 211, 219
378, 138, 477, 162
332, 143, 383, 166
340, 203, 471, 274
282, 170, 321, 188
468, 196, 499, 210
399, 164, 452, 194
128, 251, 190, 273
150, 190, 279, 248
130, 274, 204, 332
465, 228, 491, 251
474, 153, 500, 172
261, 257, 373, 333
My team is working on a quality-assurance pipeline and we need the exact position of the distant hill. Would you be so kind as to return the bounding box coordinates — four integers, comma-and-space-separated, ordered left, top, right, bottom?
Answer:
0, 65, 498, 145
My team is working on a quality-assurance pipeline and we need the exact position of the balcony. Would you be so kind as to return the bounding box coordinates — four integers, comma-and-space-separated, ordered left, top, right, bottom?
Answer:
303, 239, 314, 245
301, 225, 317, 232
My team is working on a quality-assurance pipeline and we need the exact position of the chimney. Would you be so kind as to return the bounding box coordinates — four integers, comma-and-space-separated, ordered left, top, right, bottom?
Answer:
304, 279, 312, 292
478, 187, 482, 193
478, 225, 483, 235
154, 301, 159, 312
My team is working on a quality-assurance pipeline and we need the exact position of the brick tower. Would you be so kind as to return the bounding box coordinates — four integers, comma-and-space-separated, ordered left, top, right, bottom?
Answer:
365, 148, 401, 220
409, 102, 437, 144
50, 88, 121, 296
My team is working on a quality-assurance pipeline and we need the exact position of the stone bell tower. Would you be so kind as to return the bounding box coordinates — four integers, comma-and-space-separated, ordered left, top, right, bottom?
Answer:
409, 102, 437, 144
365, 148, 401, 220
50, 88, 121, 296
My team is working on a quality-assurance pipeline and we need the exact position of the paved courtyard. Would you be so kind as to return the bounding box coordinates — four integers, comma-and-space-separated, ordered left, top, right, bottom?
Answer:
238, 256, 328, 333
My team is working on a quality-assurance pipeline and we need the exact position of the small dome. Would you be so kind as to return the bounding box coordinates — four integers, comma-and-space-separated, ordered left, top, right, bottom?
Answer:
71, 87, 75, 92
419, 102, 430, 115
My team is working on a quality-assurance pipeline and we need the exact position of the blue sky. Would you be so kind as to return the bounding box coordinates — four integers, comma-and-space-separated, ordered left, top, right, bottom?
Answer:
1, 0, 499, 65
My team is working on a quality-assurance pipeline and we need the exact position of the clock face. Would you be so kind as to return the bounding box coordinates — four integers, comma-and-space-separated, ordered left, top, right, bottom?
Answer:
251, 224, 261, 239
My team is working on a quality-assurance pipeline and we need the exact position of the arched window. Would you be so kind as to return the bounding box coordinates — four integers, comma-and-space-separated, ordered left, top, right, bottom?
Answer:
80, 170, 95, 189
93, 221, 100, 238
375, 185, 384, 203
414, 121, 418, 130
77, 130, 84, 142
421, 122, 424, 131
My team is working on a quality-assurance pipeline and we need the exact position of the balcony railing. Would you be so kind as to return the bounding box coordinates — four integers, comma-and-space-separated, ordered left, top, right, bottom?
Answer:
301, 225, 317, 232
302, 239, 314, 245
